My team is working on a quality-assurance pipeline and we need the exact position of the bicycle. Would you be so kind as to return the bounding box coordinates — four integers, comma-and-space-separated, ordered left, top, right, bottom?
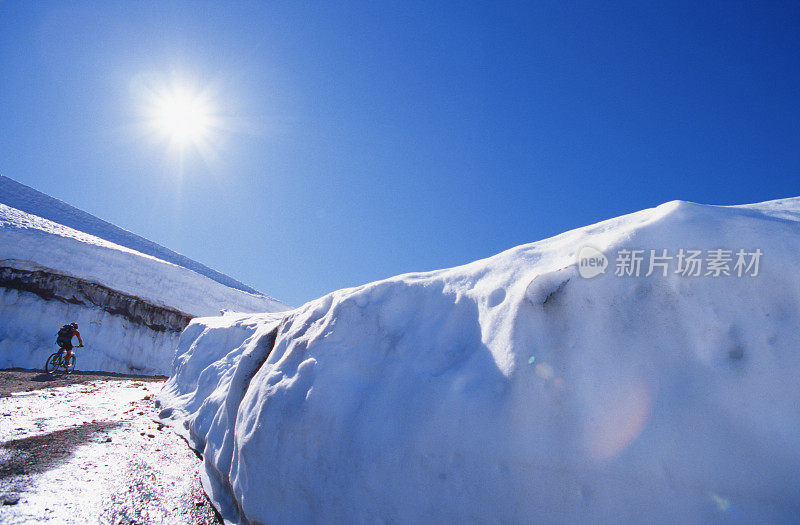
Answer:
44, 345, 83, 375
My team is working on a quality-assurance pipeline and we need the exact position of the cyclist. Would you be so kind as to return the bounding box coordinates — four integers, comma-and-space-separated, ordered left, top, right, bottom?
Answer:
56, 322, 83, 366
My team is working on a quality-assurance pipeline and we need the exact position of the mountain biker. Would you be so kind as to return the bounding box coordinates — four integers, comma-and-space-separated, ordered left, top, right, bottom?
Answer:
56, 322, 83, 366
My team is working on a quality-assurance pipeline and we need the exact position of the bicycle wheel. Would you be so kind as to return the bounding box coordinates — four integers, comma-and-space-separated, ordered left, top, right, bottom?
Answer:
45, 353, 61, 375
64, 354, 76, 374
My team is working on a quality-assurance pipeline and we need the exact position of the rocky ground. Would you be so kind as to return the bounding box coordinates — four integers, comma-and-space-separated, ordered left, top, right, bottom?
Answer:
0, 368, 221, 524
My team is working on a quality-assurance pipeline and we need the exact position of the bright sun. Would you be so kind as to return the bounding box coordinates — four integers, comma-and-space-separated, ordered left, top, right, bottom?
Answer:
155, 89, 211, 143
153, 86, 213, 147
141, 79, 219, 153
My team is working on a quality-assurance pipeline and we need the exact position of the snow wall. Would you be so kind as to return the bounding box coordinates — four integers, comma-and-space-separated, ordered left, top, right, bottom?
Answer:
1, 200, 289, 375
0, 263, 190, 374
159, 198, 800, 523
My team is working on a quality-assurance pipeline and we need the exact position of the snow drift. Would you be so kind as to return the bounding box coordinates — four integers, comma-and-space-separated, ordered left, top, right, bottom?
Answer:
0, 178, 289, 374
159, 198, 800, 523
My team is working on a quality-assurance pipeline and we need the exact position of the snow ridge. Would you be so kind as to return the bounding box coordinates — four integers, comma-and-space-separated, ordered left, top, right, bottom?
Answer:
0, 175, 265, 296
0, 202, 289, 316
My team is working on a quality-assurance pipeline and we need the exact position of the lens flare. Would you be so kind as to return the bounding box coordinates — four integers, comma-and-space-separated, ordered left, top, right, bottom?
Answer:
535, 363, 554, 380
584, 379, 652, 462
710, 493, 731, 512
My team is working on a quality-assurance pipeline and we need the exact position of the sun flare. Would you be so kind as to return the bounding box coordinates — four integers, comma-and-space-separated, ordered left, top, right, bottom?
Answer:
153, 88, 212, 145
140, 79, 220, 154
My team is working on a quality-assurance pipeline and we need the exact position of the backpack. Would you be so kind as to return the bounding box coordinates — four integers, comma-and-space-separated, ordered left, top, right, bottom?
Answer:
57, 325, 73, 339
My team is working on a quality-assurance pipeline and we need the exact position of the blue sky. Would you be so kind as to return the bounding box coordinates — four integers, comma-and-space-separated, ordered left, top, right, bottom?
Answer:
1, 1, 798, 306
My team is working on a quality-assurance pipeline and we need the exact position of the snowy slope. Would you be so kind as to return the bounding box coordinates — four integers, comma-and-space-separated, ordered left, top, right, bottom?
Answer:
159, 197, 800, 524
1, 178, 290, 374
0, 203, 287, 316
0, 175, 261, 294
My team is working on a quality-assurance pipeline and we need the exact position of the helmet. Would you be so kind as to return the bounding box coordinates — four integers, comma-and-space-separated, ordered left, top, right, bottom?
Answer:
71, 322, 78, 329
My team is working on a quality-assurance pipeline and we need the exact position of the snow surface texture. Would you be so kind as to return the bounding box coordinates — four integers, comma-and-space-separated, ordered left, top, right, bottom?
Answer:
160, 198, 800, 524
0, 178, 289, 374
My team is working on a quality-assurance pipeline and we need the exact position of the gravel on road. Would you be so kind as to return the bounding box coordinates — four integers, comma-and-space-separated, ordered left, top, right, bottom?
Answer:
0, 368, 221, 524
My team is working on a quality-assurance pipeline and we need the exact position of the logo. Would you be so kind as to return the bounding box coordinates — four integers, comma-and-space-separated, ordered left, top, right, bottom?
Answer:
577, 245, 608, 278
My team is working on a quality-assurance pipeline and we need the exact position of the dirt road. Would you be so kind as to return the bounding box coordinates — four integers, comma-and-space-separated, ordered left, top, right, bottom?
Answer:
0, 369, 220, 524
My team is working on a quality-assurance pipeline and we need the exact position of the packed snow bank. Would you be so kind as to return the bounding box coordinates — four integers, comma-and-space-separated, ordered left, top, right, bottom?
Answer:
0, 180, 289, 374
159, 198, 800, 523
